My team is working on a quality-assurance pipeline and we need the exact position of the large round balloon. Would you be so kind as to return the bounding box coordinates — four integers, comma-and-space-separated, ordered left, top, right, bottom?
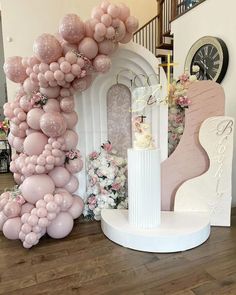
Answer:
3, 217, 22, 240
62, 111, 78, 129
27, 108, 45, 130
40, 86, 61, 98
65, 158, 83, 174
78, 37, 98, 59
43, 99, 60, 113
68, 196, 84, 219
64, 175, 79, 193
33, 34, 63, 64
4, 56, 27, 83
49, 167, 70, 188
59, 14, 85, 43
3, 201, 21, 218
0, 212, 7, 231
40, 112, 67, 137
47, 212, 73, 239
93, 55, 111, 73
24, 132, 48, 156
63, 130, 78, 150
21, 174, 55, 204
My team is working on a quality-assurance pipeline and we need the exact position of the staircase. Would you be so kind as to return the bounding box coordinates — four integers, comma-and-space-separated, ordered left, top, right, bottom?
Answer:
133, 0, 206, 63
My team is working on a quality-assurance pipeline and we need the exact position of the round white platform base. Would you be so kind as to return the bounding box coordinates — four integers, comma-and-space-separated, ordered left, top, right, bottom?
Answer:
101, 209, 211, 253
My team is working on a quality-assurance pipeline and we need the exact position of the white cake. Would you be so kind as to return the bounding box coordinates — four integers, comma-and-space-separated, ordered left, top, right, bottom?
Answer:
128, 117, 161, 228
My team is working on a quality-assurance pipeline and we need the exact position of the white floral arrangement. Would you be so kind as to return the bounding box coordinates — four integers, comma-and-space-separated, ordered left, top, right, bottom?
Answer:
83, 141, 128, 221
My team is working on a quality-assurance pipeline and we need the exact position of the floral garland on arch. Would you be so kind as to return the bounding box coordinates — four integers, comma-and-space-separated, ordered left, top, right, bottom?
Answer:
83, 142, 128, 221
168, 67, 199, 156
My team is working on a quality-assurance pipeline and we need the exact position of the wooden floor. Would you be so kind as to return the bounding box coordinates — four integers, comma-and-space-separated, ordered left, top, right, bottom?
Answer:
1, 174, 236, 295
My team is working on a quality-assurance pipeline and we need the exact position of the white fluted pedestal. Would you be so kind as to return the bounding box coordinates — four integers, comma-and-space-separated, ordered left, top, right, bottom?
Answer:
128, 148, 160, 228
101, 149, 211, 252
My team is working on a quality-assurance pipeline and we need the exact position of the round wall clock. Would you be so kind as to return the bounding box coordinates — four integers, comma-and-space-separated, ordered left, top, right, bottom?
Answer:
185, 36, 229, 83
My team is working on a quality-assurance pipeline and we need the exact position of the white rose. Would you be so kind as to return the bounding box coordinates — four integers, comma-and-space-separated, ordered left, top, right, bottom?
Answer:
189, 75, 197, 82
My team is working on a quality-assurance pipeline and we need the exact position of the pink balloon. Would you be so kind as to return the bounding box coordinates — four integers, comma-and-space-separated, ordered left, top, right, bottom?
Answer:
49, 62, 60, 72
33, 34, 63, 64
93, 54, 111, 73
115, 21, 126, 42
27, 108, 45, 130
84, 19, 95, 38
14, 173, 22, 185
25, 232, 37, 244
21, 174, 55, 204
28, 214, 39, 226
60, 61, 71, 74
24, 132, 48, 156
118, 3, 130, 21
62, 111, 78, 129
43, 99, 60, 113
49, 167, 70, 187
54, 70, 65, 81
23, 77, 39, 94
65, 52, 77, 64
64, 175, 79, 193
47, 212, 73, 239
4, 56, 27, 83
20, 203, 35, 216
44, 70, 55, 82
63, 130, 78, 150
0, 212, 7, 231
71, 64, 81, 77
55, 189, 73, 210
91, 6, 104, 20
13, 136, 25, 153
107, 4, 120, 18
101, 14, 112, 27
125, 16, 139, 33
60, 97, 75, 113
98, 40, 116, 55
72, 75, 93, 92
120, 32, 133, 44
78, 37, 98, 59
59, 14, 85, 43
61, 42, 78, 55
65, 157, 83, 174
3, 217, 22, 240
37, 207, 48, 218
40, 112, 67, 137
40, 86, 61, 98
95, 23, 107, 37
46, 201, 58, 212
39, 63, 50, 73
101, 0, 110, 12
68, 196, 84, 219
3, 201, 21, 218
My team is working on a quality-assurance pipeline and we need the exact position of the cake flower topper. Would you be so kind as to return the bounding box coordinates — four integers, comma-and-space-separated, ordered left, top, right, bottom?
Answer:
133, 115, 155, 150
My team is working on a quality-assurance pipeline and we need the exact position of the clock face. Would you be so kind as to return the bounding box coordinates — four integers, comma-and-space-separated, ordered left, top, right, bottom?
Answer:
185, 37, 229, 83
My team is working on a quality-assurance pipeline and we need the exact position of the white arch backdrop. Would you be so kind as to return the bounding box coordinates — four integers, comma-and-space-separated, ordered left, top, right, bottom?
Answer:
75, 42, 168, 198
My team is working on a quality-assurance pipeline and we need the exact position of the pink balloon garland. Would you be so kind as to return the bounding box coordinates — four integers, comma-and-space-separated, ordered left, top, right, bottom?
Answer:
1, 0, 138, 248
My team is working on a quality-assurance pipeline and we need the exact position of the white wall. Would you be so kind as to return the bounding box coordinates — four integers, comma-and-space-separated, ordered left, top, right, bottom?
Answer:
171, 0, 236, 205
0, 12, 7, 120
0, 0, 157, 100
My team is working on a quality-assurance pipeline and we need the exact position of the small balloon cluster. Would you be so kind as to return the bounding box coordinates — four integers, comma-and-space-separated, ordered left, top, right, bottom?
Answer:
1, 1, 137, 248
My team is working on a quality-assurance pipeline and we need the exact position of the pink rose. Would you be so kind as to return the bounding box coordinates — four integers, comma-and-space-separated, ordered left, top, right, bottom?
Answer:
112, 183, 121, 191
88, 196, 97, 205
102, 142, 112, 152
89, 151, 98, 159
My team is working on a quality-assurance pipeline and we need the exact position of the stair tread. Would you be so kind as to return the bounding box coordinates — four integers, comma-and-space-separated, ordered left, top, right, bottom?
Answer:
157, 43, 173, 50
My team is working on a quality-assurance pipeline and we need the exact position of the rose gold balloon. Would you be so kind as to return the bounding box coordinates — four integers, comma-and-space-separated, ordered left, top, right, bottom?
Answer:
4, 56, 27, 83
40, 112, 67, 138
33, 34, 63, 64
59, 14, 85, 44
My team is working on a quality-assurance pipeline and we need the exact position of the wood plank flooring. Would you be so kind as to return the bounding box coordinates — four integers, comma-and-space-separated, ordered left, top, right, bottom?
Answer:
1, 173, 236, 294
